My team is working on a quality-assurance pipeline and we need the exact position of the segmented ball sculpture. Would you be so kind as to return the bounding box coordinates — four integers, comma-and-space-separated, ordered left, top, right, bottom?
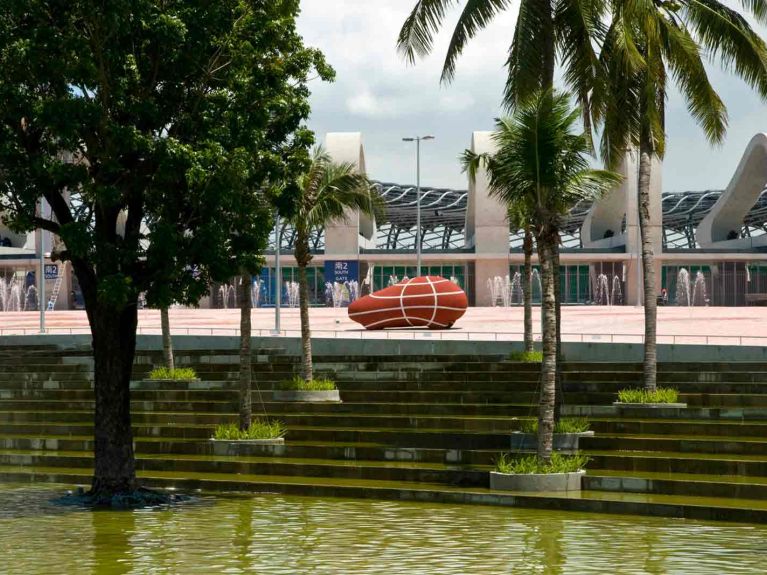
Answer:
348, 276, 468, 330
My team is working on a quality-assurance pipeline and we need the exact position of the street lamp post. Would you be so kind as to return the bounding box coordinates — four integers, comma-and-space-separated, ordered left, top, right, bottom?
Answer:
402, 135, 435, 277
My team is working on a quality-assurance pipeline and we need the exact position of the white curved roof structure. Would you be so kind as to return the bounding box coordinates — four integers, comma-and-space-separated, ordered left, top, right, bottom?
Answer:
697, 133, 767, 248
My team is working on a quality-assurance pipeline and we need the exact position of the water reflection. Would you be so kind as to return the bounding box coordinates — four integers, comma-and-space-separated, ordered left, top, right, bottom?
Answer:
0, 483, 765, 574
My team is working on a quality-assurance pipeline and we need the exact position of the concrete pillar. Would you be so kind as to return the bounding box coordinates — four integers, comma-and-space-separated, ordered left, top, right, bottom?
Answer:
323, 132, 375, 256
467, 132, 509, 306
625, 153, 663, 304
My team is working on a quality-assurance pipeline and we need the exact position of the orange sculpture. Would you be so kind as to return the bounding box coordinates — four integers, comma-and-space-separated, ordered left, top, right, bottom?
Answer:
348, 276, 468, 330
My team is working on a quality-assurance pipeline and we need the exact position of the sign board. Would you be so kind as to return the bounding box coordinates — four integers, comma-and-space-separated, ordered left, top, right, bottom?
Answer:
324, 260, 359, 285
44, 264, 58, 280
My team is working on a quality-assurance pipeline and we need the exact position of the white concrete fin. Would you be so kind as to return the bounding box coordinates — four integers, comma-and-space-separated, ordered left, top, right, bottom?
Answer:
697, 133, 767, 248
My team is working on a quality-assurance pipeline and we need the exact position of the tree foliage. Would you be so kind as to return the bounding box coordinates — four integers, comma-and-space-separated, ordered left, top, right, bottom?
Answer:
0, 0, 333, 310
0, 0, 332, 498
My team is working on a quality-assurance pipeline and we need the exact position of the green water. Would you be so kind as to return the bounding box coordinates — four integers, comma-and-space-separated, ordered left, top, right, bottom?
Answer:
0, 483, 765, 574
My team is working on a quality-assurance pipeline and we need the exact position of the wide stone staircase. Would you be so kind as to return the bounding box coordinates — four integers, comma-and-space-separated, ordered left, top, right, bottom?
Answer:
2, 344, 767, 522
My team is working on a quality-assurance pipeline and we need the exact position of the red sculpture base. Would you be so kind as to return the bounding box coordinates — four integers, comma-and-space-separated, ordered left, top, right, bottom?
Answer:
348, 276, 468, 330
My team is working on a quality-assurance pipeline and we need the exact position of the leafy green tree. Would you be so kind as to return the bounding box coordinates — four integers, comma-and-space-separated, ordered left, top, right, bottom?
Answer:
0, 0, 331, 501
594, 0, 767, 390
464, 91, 620, 462
290, 148, 381, 382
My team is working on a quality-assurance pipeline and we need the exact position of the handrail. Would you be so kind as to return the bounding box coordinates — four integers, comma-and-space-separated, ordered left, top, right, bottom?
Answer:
0, 325, 762, 346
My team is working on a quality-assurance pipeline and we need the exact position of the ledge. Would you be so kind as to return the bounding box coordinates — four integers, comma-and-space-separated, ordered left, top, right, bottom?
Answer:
490, 470, 585, 492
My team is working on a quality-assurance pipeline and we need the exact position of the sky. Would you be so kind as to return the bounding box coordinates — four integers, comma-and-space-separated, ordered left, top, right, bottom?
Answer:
297, 0, 767, 194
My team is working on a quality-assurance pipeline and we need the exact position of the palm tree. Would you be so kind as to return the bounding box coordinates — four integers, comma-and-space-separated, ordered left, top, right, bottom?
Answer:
464, 90, 621, 462
595, 0, 767, 390
397, 0, 603, 122
290, 147, 382, 382
508, 205, 535, 353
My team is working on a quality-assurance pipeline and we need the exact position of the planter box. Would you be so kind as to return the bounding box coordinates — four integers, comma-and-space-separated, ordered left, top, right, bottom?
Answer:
209, 437, 285, 456
510, 431, 594, 452
273, 389, 341, 402
209, 438, 285, 445
490, 470, 585, 492
613, 402, 687, 409
143, 378, 201, 385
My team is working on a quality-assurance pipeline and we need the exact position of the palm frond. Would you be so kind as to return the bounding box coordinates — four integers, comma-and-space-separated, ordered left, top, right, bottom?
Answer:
397, 0, 457, 63
442, 0, 511, 83
504, 0, 552, 108
684, 0, 767, 98
660, 16, 727, 144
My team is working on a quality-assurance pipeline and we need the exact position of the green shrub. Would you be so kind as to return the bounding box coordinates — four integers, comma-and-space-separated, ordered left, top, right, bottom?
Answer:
509, 350, 543, 363
518, 417, 590, 434
495, 452, 590, 475
617, 387, 679, 404
279, 376, 337, 391
213, 420, 286, 440
148, 367, 197, 380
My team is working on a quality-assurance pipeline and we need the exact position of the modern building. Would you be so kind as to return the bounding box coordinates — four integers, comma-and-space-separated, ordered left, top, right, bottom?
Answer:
3, 132, 767, 311
258, 131, 767, 308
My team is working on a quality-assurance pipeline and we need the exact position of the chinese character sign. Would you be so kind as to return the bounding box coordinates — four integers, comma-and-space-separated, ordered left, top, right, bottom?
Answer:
325, 260, 359, 284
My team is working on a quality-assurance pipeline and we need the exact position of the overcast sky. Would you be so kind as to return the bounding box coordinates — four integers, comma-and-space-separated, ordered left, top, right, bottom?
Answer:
297, 0, 767, 193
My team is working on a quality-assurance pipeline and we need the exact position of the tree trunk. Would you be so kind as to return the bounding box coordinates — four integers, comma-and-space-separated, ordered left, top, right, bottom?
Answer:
239, 274, 252, 431
536, 231, 557, 465
552, 239, 564, 422
522, 228, 534, 353
89, 303, 139, 497
160, 306, 174, 371
638, 137, 658, 391
298, 261, 313, 382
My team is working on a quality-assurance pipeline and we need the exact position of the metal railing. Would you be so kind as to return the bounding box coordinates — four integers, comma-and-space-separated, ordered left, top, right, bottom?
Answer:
0, 325, 766, 347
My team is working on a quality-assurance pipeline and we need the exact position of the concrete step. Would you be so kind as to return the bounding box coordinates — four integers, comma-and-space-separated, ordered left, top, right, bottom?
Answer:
0, 450, 490, 487
585, 450, 767, 477
583, 434, 767, 455
2, 465, 767, 523
0, 435, 500, 465
584, 469, 767, 500
590, 418, 767, 437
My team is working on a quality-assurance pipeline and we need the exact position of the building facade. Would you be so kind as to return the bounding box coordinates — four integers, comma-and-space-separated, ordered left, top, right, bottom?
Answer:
3, 132, 767, 311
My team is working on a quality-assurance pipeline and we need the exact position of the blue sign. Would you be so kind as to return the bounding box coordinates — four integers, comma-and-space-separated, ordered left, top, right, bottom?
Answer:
324, 260, 359, 284
44, 264, 58, 280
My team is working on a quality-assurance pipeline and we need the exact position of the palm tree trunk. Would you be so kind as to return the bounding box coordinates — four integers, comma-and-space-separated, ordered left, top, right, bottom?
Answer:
160, 306, 174, 371
523, 229, 534, 353
298, 261, 313, 382
239, 274, 252, 431
552, 240, 564, 422
638, 136, 658, 391
536, 230, 557, 465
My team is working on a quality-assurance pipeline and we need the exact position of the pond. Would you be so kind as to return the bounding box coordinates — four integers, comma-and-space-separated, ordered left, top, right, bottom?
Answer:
0, 482, 764, 574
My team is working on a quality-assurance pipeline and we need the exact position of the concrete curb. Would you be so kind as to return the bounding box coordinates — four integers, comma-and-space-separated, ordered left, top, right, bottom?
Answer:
490, 470, 585, 492
273, 389, 341, 402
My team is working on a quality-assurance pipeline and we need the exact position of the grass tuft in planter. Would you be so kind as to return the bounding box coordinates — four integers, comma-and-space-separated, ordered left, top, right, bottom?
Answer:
496, 452, 590, 475
148, 367, 197, 380
213, 420, 286, 441
508, 350, 543, 362
279, 376, 337, 391
617, 387, 678, 404
518, 417, 590, 434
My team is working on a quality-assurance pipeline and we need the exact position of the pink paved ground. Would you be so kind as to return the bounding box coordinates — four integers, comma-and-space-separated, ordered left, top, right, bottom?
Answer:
1, 306, 766, 345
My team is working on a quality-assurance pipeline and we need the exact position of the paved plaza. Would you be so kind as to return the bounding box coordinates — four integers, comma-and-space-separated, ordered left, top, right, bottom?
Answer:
1, 306, 766, 345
